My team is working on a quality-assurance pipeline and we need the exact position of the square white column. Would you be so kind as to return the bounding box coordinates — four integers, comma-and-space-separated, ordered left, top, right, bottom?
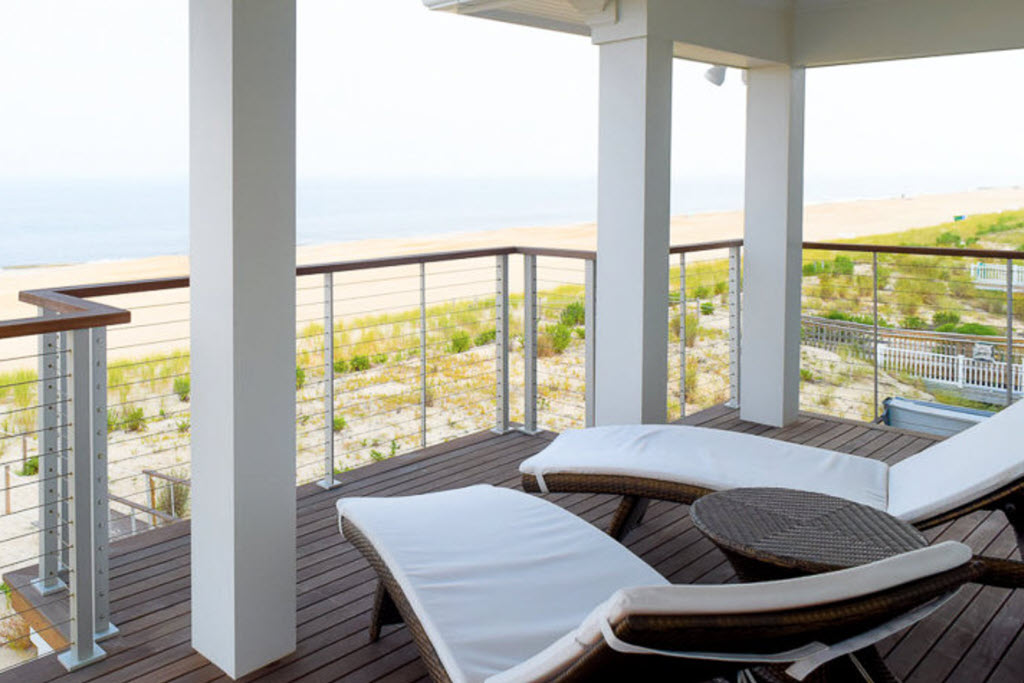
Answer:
189, 0, 297, 677
740, 66, 806, 427
594, 35, 673, 425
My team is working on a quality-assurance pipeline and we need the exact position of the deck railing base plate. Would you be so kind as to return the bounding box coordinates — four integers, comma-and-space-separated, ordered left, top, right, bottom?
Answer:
94, 624, 119, 642
57, 644, 106, 672
316, 477, 343, 491
30, 577, 67, 597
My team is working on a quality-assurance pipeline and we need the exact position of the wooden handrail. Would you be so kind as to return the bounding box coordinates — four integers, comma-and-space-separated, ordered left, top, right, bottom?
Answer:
0, 288, 131, 341
108, 493, 177, 524
803, 241, 1024, 260
669, 239, 744, 255
7, 238, 1024, 342
142, 469, 191, 486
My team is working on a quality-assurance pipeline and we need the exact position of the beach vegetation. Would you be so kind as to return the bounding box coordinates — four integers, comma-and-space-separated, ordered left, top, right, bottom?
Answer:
333, 415, 348, 432
473, 329, 496, 346
449, 331, 472, 354
295, 366, 306, 390
118, 406, 147, 432
154, 470, 190, 518
939, 322, 999, 336
559, 300, 585, 327
683, 357, 699, 397
174, 376, 190, 402
700, 302, 714, 315
350, 355, 370, 372
333, 358, 349, 374
0, 612, 31, 651
543, 324, 573, 355
16, 456, 38, 477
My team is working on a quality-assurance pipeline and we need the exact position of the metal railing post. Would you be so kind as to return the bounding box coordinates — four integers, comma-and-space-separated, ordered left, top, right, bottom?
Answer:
90, 327, 116, 641
58, 330, 70, 573
678, 253, 687, 415
727, 247, 741, 408
522, 254, 539, 434
494, 254, 510, 433
318, 273, 340, 490
35, 322, 64, 595
58, 327, 105, 671
584, 258, 597, 427
419, 263, 428, 447
873, 253, 880, 420
1007, 257, 1015, 407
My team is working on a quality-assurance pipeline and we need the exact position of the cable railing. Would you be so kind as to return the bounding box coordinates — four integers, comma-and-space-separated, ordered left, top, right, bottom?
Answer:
800, 241, 1024, 423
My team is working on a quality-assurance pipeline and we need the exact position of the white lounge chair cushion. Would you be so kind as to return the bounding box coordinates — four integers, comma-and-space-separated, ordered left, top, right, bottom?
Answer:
887, 398, 1024, 522
495, 541, 971, 683
337, 485, 667, 683
520, 425, 890, 511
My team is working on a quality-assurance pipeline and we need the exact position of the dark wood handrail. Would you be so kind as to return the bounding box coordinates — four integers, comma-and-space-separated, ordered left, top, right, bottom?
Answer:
804, 241, 1024, 260
1, 289, 132, 341
669, 239, 744, 255
5, 238, 1024, 342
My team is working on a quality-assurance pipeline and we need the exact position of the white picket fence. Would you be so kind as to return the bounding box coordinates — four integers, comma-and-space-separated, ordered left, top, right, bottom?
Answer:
970, 261, 1024, 289
878, 344, 1024, 396
802, 316, 1023, 398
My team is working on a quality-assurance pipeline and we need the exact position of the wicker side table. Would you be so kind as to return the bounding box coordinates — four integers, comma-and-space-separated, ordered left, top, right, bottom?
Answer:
690, 487, 929, 683
691, 487, 927, 581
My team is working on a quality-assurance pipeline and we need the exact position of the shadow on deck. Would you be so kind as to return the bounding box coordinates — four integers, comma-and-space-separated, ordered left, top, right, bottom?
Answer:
3, 405, 1022, 682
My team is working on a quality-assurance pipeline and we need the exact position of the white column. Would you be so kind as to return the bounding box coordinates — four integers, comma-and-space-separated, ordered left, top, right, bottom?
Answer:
594, 35, 673, 425
740, 66, 805, 427
189, 1, 297, 677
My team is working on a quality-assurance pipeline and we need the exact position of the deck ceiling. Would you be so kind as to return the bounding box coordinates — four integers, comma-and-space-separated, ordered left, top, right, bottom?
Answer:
423, 0, 1024, 68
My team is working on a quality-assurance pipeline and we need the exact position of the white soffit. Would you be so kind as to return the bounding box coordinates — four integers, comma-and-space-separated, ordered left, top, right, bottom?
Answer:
421, 0, 593, 36
423, 0, 1024, 67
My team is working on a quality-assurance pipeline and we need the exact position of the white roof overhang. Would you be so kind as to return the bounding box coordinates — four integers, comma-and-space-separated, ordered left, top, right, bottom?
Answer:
422, 0, 1024, 68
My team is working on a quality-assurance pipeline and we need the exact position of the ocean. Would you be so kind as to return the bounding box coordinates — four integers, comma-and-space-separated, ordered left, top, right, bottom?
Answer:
0, 172, 1013, 268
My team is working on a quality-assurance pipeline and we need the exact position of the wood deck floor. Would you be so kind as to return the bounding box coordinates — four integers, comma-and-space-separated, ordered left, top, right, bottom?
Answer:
3, 406, 1022, 682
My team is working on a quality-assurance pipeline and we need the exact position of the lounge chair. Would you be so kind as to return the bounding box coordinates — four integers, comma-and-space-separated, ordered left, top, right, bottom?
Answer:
519, 399, 1024, 557
337, 485, 982, 683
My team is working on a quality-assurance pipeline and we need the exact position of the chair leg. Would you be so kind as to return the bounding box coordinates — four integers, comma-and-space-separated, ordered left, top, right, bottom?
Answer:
997, 493, 1023, 557
369, 581, 403, 642
608, 496, 651, 541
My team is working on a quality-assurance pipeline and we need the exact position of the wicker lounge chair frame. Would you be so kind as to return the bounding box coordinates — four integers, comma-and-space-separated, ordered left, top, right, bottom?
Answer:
520, 473, 1024, 588
522, 471, 1024, 535
343, 517, 984, 683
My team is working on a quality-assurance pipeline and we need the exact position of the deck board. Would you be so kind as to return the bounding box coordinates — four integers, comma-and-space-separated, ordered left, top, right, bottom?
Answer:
1, 407, 1019, 683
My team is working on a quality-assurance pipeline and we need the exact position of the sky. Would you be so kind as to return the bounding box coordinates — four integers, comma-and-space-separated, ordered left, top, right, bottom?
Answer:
0, 0, 1022, 197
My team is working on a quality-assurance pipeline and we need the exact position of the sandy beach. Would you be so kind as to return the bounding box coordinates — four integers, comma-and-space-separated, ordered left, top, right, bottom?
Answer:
1, 185, 1020, 370
4, 186, 1023, 320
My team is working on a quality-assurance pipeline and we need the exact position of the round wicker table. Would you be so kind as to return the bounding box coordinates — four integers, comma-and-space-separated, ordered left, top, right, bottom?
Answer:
690, 487, 927, 581
690, 487, 928, 683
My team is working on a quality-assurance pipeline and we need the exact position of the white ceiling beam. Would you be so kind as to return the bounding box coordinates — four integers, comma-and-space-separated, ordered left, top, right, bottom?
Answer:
794, 0, 1024, 67
592, 0, 790, 67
